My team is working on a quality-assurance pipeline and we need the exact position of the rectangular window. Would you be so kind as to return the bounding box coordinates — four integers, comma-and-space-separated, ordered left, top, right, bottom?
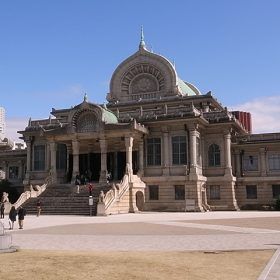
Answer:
243, 155, 259, 171
210, 185, 220, 200
175, 185, 185, 200
272, 185, 280, 199
172, 136, 187, 165
34, 145, 46, 171
9, 166, 19, 179
149, 185, 159, 200
268, 154, 280, 171
147, 138, 161, 166
246, 185, 257, 199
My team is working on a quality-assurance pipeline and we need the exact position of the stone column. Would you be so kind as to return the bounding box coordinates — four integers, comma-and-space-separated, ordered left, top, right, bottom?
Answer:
189, 127, 198, 175
72, 140, 80, 182
224, 131, 232, 175
162, 130, 169, 176
125, 136, 133, 175
201, 135, 205, 170
99, 139, 107, 183
49, 141, 57, 184
260, 147, 267, 176
24, 140, 32, 183
137, 139, 144, 177
66, 143, 71, 181
3, 161, 8, 180
45, 143, 50, 172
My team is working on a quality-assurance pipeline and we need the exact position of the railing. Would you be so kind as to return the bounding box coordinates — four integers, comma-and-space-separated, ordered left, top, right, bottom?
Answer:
103, 174, 129, 212
13, 183, 48, 209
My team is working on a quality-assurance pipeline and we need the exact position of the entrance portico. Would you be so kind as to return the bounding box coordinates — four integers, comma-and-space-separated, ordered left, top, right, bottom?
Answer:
46, 122, 148, 184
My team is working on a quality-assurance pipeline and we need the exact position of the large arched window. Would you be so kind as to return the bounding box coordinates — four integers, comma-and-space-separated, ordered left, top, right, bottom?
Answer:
208, 144, 221, 167
76, 112, 99, 133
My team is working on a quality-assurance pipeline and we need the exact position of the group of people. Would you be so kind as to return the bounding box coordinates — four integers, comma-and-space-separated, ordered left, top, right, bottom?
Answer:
75, 174, 95, 195
0, 196, 41, 230
8, 206, 26, 230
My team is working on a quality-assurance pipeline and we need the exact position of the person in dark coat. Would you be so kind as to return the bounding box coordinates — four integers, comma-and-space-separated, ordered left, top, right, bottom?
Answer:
0, 202, 4, 219
9, 206, 17, 230
18, 206, 26, 229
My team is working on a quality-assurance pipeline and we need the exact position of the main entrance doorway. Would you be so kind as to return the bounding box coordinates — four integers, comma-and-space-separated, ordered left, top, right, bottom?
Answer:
75, 151, 139, 182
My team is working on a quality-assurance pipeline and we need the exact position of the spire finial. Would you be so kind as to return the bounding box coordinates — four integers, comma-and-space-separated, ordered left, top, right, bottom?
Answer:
84, 92, 88, 102
139, 26, 146, 50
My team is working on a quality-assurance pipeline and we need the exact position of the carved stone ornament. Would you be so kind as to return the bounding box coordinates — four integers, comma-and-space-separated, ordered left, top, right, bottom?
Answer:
121, 64, 164, 95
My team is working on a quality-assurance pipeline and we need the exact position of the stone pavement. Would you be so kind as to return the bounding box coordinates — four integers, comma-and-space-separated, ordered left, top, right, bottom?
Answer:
1, 211, 280, 279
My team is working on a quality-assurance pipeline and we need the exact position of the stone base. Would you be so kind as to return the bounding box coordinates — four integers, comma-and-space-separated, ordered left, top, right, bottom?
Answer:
97, 202, 106, 216
0, 234, 13, 251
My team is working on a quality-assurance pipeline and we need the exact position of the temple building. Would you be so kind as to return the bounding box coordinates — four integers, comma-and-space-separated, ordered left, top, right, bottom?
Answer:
1, 32, 280, 213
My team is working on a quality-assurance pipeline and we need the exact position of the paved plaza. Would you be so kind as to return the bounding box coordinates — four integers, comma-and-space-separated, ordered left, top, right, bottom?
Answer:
2, 211, 280, 279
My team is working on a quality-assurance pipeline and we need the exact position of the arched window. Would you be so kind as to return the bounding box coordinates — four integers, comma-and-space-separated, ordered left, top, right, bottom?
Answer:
76, 112, 99, 133
208, 144, 221, 167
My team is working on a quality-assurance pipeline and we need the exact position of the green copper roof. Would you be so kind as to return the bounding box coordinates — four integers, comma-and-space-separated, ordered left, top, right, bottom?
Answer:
178, 78, 197, 96
102, 107, 118, 124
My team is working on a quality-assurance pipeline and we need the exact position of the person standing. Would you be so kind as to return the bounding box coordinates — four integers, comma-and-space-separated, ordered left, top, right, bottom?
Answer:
75, 174, 81, 194
0, 202, 4, 219
88, 183, 93, 196
18, 206, 26, 229
9, 206, 17, 230
36, 199, 42, 217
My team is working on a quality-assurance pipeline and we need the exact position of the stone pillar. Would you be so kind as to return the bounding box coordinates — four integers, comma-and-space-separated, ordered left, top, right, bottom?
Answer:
125, 136, 133, 175
45, 143, 50, 172
189, 127, 198, 175
201, 135, 206, 170
3, 161, 8, 180
72, 140, 80, 182
260, 147, 267, 176
99, 139, 107, 183
138, 139, 144, 177
49, 141, 57, 184
66, 143, 71, 181
224, 131, 232, 175
24, 140, 32, 184
162, 130, 169, 176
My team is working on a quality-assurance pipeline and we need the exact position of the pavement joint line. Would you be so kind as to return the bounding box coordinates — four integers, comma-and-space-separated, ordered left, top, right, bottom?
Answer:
149, 221, 280, 234
257, 248, 280, 280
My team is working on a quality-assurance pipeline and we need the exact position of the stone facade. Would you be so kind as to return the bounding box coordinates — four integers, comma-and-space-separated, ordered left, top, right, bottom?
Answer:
0, 37, 280, 212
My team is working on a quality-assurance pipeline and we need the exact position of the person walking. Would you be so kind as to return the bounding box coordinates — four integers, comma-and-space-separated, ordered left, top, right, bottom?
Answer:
0, 202, 4, 219
18, 206, 26, 229
9, 206, 17, 230
36, 199, 42, 217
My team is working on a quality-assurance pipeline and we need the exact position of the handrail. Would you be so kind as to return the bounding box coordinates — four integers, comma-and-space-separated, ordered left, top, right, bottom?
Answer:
13, 183, 47, 209
103, 174, 129, 211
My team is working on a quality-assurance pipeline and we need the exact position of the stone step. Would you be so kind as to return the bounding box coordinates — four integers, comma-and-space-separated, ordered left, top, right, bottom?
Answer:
21, 183, 112, 216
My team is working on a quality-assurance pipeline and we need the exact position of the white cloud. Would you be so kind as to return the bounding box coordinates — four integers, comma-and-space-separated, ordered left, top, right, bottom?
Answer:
231, 95, 280, 134
5, 117, 29, 143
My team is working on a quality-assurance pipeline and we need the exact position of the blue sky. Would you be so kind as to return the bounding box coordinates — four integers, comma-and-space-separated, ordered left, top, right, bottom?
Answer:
0, 0, 280, 141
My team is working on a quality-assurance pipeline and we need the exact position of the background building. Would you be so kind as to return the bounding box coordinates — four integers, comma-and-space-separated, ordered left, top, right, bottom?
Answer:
0, 107, 5, 139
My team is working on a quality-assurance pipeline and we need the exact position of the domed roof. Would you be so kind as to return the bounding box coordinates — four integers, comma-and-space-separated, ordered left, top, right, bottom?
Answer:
107, 31, 201, 103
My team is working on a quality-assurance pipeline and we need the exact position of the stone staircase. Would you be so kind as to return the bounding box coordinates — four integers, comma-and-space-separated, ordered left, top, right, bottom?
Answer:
22, 183, 113, 216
